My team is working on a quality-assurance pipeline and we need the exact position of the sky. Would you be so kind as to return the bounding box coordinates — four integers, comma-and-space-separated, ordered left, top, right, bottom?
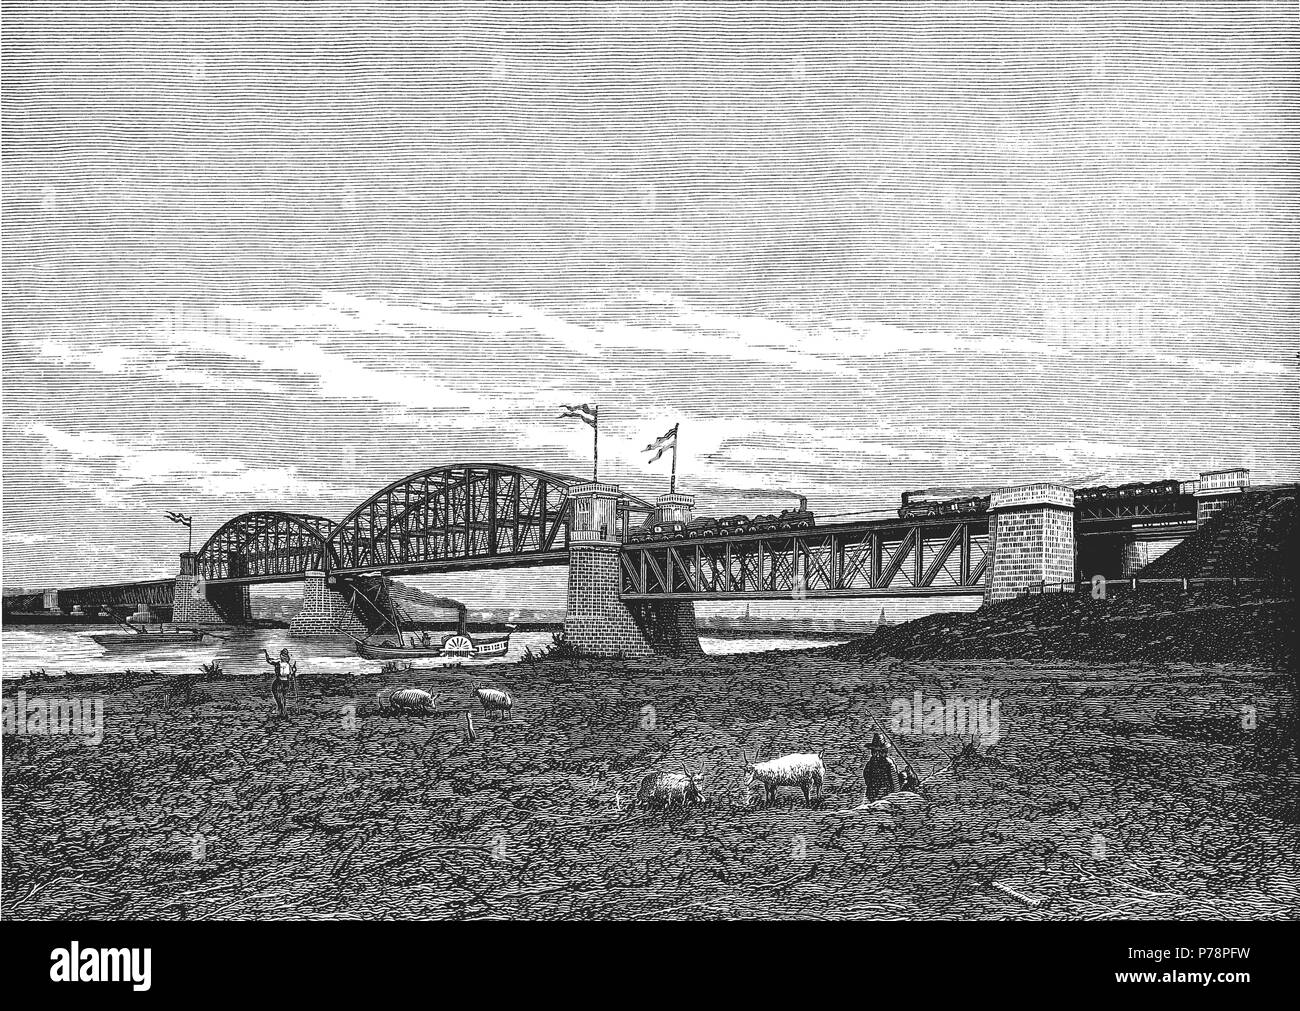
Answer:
3, 2, 1298, 611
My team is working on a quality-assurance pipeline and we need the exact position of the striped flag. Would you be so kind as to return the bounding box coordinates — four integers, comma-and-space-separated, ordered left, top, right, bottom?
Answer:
643, 424, 678, 463
164, 511, 192, 528
558, 403, 598, 429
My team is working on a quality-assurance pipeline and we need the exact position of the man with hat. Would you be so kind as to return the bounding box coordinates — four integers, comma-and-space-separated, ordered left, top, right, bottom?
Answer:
863, 732, 902, 802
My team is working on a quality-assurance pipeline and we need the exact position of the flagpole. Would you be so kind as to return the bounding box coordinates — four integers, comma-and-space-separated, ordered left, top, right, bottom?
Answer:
593, 416, 598, 482
670, 423, 678, 494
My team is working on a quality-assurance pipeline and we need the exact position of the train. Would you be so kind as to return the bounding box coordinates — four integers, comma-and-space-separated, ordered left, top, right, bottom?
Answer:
1074, 479, 1184, 505
626, 496, 815, 544
896, 491, 990, 520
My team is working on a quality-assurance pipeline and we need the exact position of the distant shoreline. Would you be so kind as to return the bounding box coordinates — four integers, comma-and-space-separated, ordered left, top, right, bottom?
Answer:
3, 616, 869, 639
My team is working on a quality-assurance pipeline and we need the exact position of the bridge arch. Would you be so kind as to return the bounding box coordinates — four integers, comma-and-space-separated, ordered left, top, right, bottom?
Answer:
197, 511, 339, 581
328, 463, 582, 572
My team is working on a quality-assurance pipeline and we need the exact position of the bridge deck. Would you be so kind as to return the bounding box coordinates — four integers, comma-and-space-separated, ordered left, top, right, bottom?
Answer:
14, 499, 1207, 603
619, 514, 992, 599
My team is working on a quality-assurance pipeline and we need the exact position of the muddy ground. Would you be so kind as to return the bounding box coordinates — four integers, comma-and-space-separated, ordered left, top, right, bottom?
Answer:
3, 645, 1296, 920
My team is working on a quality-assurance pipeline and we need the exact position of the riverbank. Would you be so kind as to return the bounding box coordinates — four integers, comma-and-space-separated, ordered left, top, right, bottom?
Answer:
4, 642, 1295, 920
834, 584, 1296, 666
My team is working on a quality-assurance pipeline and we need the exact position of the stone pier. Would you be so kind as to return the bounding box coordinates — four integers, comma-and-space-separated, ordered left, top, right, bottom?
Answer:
172, 553, 252, 624
287, 570, 369, 637
1194, 467, 1249, 527
563, 483, 703, 657
984, 483, 1076, 603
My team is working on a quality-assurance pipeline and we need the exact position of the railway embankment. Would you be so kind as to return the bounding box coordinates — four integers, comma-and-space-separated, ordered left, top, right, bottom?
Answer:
833, 585, 1295, 665
836, 484, 1296, 666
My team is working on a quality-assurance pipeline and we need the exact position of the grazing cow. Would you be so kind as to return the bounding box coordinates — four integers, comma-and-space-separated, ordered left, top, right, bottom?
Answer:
743, 750, 825, 806
635, 764, 705, 809
376, 688, 439, 714
474, 687, 512, 721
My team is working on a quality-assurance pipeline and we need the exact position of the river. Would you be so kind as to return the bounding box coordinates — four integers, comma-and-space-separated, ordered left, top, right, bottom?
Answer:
1, 625, 848, 680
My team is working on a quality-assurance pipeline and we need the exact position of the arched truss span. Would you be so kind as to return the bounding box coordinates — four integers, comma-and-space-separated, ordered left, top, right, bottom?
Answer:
328, 464, 580, 572
196, 512, 338, 581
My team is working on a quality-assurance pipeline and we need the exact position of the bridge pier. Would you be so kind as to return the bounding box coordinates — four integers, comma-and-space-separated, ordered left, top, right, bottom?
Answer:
172, 552, 252, 624
288, 571, 369, 637
1194, 467, 1249, 527
563, 484, 703, 658
984, 483, 1076, 603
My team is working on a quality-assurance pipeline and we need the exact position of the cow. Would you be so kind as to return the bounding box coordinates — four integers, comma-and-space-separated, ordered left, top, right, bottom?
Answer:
635, 764, 705, 809
743, 750, 825, 807
474, 687, 512, 721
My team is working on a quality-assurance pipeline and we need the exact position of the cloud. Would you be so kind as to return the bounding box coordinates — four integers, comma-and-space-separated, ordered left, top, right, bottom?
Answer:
21, 337, 287, 395
215, 299, 408, 338
160, 311, 554, 415
1149, 352, 1296, 377
3, 531, 54, 545
1032, 440, 1155, 468
27, 423, 126, 459
24, 423, 366, 504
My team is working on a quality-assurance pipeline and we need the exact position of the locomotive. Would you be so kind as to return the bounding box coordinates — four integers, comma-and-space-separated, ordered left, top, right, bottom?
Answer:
896, 491, 990, 520
626, 496, 815, 544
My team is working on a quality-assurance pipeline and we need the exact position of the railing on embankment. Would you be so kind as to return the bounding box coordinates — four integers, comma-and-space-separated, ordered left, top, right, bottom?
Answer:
1018, 576, 1289, 598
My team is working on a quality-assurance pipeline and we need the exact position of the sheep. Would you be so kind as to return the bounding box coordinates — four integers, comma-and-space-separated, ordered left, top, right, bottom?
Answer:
376, 687, 440, 715
474, 687, 512, 721
635, 764, 705, 809
743, 749, 825, 807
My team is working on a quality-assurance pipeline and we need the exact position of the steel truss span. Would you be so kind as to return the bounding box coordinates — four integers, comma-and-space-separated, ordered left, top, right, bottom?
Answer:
618, 517, 991, 599
197, 512, 339, 582
327, 464, 576, 575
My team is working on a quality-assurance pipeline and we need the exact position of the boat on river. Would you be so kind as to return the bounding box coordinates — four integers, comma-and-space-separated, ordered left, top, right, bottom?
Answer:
91, 627, 211, 651
353, 628, 512, 660
343, 584, 513, 660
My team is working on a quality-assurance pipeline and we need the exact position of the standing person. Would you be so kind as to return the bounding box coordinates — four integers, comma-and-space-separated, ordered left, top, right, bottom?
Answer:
863, 733, 902, 802
264, 647, 297, 719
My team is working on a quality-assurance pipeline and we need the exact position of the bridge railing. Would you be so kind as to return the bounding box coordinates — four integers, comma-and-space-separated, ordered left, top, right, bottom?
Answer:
1021, 576, 1284, 597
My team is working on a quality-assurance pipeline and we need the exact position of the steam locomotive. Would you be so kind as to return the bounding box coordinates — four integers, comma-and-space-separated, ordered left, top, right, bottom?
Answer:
896, 491, 990, 520
626, 496, 815, 544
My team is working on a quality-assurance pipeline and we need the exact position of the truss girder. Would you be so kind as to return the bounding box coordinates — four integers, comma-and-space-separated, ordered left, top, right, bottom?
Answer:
618, 517, 991, 598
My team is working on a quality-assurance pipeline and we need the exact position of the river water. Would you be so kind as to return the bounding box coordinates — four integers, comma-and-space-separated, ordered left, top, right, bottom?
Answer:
0, 625, 847, 680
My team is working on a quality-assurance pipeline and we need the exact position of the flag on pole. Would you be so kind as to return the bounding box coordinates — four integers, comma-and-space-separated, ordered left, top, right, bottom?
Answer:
166, 510, 194, 552
643, 425, 678, 463
558, 403, 598, 428
559, 403, 600, 481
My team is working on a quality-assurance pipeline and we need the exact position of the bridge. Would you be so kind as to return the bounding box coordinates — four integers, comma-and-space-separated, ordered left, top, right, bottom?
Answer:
618, 514, 990, 600
4, 461, 1250, 657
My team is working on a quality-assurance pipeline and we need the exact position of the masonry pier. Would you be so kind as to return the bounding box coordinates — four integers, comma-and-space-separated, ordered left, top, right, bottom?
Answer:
984, 483, 1076, 603
563, 482, 703, 657
172, 552, 252, 624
